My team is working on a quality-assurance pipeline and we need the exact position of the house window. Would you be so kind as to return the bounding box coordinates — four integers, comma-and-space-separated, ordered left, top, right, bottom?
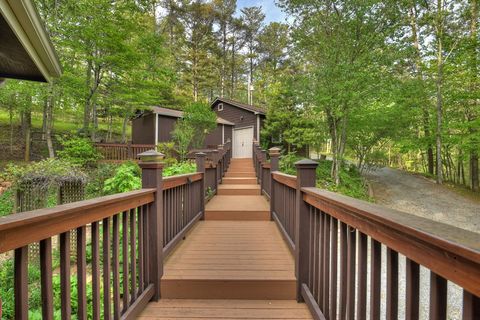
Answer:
218, 103, 223, 111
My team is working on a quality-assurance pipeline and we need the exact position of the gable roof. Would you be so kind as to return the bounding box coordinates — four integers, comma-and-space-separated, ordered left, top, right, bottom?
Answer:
211, 97, 266, 115
149, 106, 235, 126
0, 0, 62, 82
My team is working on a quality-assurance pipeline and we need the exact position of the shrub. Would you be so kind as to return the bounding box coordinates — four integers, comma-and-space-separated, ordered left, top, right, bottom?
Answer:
157, 142, 178, 167
85, 163, 119, 198
103, 161, 141, 194
163, 161, 196, 177
57, 137, 101, 167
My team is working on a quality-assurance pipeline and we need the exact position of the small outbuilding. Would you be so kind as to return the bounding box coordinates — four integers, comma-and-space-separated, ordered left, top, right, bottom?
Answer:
132, 98, 266, 158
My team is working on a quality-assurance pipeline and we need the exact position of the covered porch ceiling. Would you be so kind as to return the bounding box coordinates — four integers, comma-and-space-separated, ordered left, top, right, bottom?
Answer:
0, 0, 61, 82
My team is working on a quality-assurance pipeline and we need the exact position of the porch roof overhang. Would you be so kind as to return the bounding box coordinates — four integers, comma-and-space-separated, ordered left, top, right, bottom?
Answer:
0, 0, 62, 83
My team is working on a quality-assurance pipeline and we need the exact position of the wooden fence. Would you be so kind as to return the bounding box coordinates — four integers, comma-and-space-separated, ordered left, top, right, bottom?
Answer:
0, 149, 229, 319
95, 143, 156, 161
257, 140, 480, 320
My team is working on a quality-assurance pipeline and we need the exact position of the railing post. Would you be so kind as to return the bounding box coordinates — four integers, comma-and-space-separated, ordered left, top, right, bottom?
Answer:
138, 150, 165, 301
269, 147, 280, 220
295, 159, 318, 302
260, 150, 267, 189
196, 152, 206, 218
218, 145, 225, 177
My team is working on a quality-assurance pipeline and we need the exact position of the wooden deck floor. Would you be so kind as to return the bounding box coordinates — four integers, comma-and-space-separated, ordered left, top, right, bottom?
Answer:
139, 158, 310, 319
138, 299, 312, 319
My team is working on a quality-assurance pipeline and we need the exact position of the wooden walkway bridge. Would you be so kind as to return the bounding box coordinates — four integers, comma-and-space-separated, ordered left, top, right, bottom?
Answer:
0, 141, 479, 320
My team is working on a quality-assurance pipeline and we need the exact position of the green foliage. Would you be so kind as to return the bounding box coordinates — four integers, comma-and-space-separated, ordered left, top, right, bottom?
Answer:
85, 163, 119, 198
57, 137, 101, 167
172, 102, 217, 159
279, 153, 370, 200
163, 161, 197, 177
0, 189, 14, 217
103, 162, 141, 195
157, 142, 179, 167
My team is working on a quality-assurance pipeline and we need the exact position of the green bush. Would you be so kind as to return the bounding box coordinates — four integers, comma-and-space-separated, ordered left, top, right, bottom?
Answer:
157, 142, 178, 167
103, 161, 141, 195
0, 189, 14, 217
57, 137, 101, 167
85, 163, 119, 198
163, 161, 196, 177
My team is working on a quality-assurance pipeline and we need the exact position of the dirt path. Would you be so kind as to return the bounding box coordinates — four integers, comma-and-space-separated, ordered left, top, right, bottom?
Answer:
365, 167, 480, 233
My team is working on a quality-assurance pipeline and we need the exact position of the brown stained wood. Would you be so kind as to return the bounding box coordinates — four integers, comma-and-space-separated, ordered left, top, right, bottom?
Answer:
113, 214, 121, 319
60, 232, 71, 320
406, 258, 420, 320
370, 239, 381, 320
329, 217, 338, 320
14, 246, 28, 320
317, 211, 324, 307
302, 189, 480, 297
272, 172, 297, 189
77, 226, 87, 320
346, 227, 356, 320
357, 232, 367, 320
92, 221, 101, 320
301, 284, 327, 320
463, 290, 480, 320
103, 218, 111, 320
138, 206, 144, 293
339, 222, 348, 320
142, 204, 150, 289
122, 211, 129, 312
130, 209, 137, 304
0, 189, 155, 254
40, 238, 53, 320
312, 210, 319, 301
140, 298, 313, 319
429, 272, 447, 320
322, 213, 330, 316
162, 172, 202, 190
386, 248, 398, 320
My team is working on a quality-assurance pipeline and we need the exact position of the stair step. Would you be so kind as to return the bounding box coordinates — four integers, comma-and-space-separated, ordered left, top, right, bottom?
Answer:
222, 177, 257, 185
225, 172, 256, 178
161, 221, 296, 300
218, 184, 261, 195
205, 195, 269, 220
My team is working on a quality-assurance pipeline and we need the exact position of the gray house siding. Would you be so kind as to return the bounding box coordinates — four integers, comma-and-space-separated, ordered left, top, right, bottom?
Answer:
212, 101, 259, 138
132, 113, 155, 144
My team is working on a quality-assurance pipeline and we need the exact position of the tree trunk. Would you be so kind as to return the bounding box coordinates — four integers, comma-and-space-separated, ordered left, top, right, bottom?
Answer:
84, 60, 92, 133
435, 0, 444, 184
9, 94, 14, 154
23, 104, 32, 162
45, 84, 55, 158
469, 0, 479, 191
121, 114, 129, 144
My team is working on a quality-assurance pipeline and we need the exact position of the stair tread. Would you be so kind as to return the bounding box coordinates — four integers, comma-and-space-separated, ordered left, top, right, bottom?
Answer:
218, 184, 261, 189
206, 196, 269, 211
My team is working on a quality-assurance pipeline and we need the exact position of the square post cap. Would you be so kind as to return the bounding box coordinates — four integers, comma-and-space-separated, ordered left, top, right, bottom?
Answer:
138, 150, 165, 162
269, 147, 281, 156
295, 159, 318, 169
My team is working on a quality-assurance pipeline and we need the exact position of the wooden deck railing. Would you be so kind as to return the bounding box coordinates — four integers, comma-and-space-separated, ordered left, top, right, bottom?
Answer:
95, 143, 156, 161
258, 140, 480, 320
0, 189, 157, 320
0, 148, 230, 319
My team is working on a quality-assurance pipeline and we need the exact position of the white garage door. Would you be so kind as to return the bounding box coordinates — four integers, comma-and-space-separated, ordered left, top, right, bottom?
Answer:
233, 127, 254, 158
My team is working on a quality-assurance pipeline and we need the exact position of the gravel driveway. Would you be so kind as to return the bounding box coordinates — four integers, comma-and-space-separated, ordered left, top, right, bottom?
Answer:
364, 167, 480, 319
365, 167, 480, 233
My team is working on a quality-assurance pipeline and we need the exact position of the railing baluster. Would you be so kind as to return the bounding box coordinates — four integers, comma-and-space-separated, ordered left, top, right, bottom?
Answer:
386, 248, 398, 320
122, 210, 129, 312
313, 210, 320, 300
130, 208, 137, 303
15, 246, 28, 320
462, 290, 480, 320
92, 221, 101, 320
60, 231, 71, 320
317, 210, 324, 306
370, 239, 381, 320
357, 232, 367, 320
339, 222, 348, 320
143, 204, 150, 288
77, 226, 87, 320
322, 212, 330, 316
406, 258, 420, 320
103, 218, 111, 320
40, 239, 53, 320
113, 214, 121, 319
329, 217, 338, 320
429, 272, 447, 320
346, 227, 356, 320
138, 206, 144, 293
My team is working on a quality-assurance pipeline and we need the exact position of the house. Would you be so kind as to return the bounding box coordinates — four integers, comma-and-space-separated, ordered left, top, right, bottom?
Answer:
0, 0, 62, 82
132, 98, 266, 158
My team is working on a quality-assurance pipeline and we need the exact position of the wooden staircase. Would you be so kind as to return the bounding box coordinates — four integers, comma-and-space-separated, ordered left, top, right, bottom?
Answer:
140, 158, 310, 319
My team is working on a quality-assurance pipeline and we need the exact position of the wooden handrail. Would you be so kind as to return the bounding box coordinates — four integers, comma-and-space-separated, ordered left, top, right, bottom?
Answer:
0, 189, 155, 253
302, 186, 480, 296
163, 172, 203, 190
272, 171, 297, 189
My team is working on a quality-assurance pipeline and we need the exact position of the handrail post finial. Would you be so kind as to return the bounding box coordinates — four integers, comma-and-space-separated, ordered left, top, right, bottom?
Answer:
295, 159, 318, 302
138, 150, 165, 301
